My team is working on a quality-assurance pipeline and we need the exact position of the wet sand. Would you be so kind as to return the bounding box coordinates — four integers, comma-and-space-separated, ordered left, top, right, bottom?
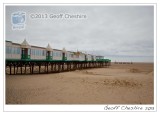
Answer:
6, 63, 154, 104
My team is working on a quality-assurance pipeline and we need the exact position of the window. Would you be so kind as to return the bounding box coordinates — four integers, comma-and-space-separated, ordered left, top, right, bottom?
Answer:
6, 47, 21, 54
43, 50, 46, 56
31, 49, 33, 55
59, 52, 61, 57
32, 49, 44, 56
76, 55, 79, 58
9, 47, 11, 54
71, 54, 74, 58
53, 51, 62, 57
17, 48, 21, 54
56, 52, 58, 56
32, 49, 35, 55
67, 53, 70, 58
6, 46, 9, 54
28, 49, 30, 55
52, 51, 54, 57
53, 52, 55, 56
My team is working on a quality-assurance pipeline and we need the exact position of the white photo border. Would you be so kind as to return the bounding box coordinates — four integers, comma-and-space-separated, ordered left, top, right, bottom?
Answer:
3, 3, 157, 112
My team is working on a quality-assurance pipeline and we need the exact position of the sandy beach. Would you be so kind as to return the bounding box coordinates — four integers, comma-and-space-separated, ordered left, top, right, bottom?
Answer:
6, 63, 154, 104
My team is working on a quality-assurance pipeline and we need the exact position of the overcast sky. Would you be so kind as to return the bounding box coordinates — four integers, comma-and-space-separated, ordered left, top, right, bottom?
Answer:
5, 5, 154, 62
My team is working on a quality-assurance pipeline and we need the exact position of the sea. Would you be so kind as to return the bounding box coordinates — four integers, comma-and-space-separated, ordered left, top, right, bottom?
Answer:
105, 55, 154, 63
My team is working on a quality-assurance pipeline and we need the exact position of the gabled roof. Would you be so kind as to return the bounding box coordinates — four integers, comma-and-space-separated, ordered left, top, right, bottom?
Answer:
46, 44, 53, 51
21, 39, 31, 48
62, 47, 66, 53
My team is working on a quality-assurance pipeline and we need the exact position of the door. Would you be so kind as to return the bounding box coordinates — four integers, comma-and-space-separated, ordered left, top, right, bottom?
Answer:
21, 48, 29, 59
91, 56, 94, 61
62, 52, 65, 60
85, 55, 87, 61
46, 51, 51, 60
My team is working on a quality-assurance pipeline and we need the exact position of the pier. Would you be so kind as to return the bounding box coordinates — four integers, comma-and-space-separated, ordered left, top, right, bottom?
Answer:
6, 60, 111, 75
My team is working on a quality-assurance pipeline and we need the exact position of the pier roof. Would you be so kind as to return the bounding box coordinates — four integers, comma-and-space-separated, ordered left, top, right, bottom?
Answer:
46, 44, 53, 51
21, 39, 31, 48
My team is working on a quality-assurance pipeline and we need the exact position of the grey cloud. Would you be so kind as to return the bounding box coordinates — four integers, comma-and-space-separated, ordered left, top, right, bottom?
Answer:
5, 5, 154, 62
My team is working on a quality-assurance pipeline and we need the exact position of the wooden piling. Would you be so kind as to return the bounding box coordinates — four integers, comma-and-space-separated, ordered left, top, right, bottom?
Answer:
6, 60, 111, 75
